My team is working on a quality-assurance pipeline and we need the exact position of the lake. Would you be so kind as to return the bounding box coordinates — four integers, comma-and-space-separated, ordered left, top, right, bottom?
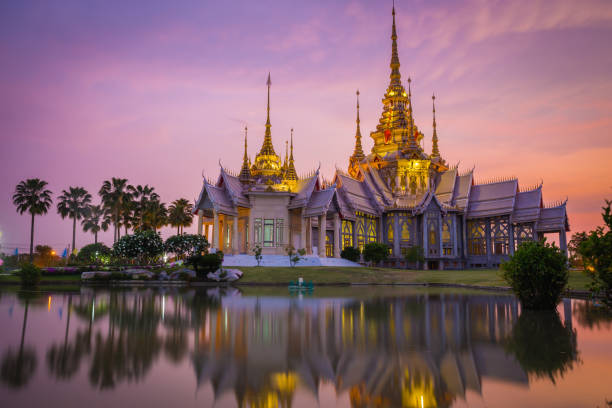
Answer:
0, 286, 611, 407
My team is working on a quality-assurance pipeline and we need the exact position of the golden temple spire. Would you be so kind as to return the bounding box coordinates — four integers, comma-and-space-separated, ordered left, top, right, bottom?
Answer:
257, 72, 277, 157
286, 128, 298, 181
240, 126, 252, 181
252, 74, 282, 177
389, 1, 402, 89
352, 89, 365, 161
431, 94, 440, 158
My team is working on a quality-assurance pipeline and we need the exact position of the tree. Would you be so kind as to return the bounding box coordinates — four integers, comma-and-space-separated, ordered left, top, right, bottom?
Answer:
502, 240, 568, 310
129, 184, 159, 231
77, 243, 112, 264
142, 200, 168, 232
168, 198, 194, 235
57, 186, 92, 254
12, 179, 53, 260
99, 178, 132, 243
164, 234, 209, 259
113, 231, 164, 265
577, 200, 612, 308
404, 245, 425, 270
341, 246, 360, 262
285, 245, 306, 267
363, 242, 390, 265
81, 204, 107, 244
568, 232, 587, 267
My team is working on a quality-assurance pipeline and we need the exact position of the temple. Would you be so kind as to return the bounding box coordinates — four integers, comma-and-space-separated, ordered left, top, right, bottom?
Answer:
194, 5, 569, 269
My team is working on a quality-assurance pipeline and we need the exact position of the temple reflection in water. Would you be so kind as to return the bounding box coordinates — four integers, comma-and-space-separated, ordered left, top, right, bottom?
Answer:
0, 288, 581, 407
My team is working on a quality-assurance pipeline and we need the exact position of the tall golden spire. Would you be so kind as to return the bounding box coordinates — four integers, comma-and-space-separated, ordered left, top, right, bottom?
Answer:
389, 2, 402, 89
240, 126, 252, 181
258, 73, 277, 157
286, 128, 297, 181
252, 73, 281, 176
352, 89, 365, 160
283, 140, 289, 172
431, 94, 440, 158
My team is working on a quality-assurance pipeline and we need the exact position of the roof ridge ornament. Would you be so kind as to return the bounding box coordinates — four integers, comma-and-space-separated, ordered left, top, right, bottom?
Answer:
431, 93, 440, 158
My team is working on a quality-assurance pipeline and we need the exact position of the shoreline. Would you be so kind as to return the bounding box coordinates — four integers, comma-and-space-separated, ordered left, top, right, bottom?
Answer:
0, 279, 594, 299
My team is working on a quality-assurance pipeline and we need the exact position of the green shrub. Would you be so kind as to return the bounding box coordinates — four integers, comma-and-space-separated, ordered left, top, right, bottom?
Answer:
77, 243, 112, 264
113, 230, 164, 264
164, 234, 209, 259
502, 240, 568, 310
187, 253, 223, 279
19, 263, 42, 286
286, 245, 306, 267
577, 200, 612, 308
341, 246, 360, 262
404, 245, 425, 269
252, 245, 262, 266
362, 242, 390, 265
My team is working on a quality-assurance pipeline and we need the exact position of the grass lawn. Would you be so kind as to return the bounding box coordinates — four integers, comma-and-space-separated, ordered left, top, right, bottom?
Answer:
238, 266, 592, 291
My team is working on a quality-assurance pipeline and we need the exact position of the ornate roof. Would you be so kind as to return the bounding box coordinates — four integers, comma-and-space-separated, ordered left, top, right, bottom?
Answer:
467, 179, 518, 218
511, 185, 542, 223
537, 202, 569, 232
252, 73, 282, 178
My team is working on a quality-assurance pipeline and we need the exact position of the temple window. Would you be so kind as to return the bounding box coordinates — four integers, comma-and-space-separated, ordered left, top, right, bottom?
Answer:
491, 217, 509, 255
276, 218, 284, 246
254, 218, 262, 244
366, 217, 377, 243
467, 220, 487, 256
356, 215, 366, 251
341, 220, 353, 249
442, 217, 453, 256
514, 223, 534, 251
263, 219, 274, 247
428, 218, 439, 255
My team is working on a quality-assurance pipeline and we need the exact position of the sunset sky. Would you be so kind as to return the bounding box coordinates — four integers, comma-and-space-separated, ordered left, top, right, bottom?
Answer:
1, 0, 611, 253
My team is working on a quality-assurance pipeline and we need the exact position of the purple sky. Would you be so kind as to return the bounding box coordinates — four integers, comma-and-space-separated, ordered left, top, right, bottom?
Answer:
1, 0, 611, 253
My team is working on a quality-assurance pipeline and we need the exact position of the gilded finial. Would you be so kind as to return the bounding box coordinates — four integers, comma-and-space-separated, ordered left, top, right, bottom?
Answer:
349, 89, 365, 175
389, 1, 401, 88
431, 93, 440, 158
285, 127, 298, 181
239, 125, 252, 181
252, 73, 281, 177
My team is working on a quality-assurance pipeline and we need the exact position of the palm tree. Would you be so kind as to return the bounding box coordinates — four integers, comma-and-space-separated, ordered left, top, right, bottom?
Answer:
129, 185, 159, 231
142, 200, 168, 232
168, 198, 194, 235
82, 204, 107, 244
12, 179, 53, 260
99, 178, 132, 242
57, 186, 92, 254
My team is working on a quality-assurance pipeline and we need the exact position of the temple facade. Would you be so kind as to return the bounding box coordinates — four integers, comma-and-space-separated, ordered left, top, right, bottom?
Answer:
194, 6, 569, 269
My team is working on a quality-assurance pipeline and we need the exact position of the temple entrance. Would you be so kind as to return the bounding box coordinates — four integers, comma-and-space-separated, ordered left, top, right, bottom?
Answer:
325, 231, 334, 257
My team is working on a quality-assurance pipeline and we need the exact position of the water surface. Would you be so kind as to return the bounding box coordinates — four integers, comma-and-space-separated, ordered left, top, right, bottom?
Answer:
0, 286, 611, 407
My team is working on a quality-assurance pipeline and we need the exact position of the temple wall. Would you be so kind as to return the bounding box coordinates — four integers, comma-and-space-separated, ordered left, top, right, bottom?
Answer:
248, 194, 291, 255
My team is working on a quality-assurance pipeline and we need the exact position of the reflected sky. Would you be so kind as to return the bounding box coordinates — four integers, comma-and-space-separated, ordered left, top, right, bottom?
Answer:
0, 287, 611, 407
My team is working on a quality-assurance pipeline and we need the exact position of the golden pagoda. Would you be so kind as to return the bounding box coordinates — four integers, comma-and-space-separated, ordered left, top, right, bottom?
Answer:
251, 73, 282, 179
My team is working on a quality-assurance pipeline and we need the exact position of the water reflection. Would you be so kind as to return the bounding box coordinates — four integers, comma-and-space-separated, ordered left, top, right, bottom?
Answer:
0, 288, 607, 407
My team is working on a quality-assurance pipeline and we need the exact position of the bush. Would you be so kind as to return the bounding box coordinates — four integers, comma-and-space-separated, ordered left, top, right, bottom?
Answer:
404, 246, 424, 268
577, 200, 612, 308
113, 230, 164, 264
164, 234, 209, 259
362, 242, 390, 265
502, 240, 568, 310
252, 245, 263, 266
77, 243, 112, 264
286, 245, 306, 267
341, 246, 360, 262
19, 263, 42, 286
187, 253, 223, 280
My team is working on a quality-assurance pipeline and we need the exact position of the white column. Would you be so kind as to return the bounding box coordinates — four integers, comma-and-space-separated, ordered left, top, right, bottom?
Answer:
300, 209, 307, 251
452, 215, 458, 258
318, 214, 327, 257
212, 211, 219, 250
393, 214, 400, 257
333, 213, 340, 258
197, 212, 203, 235
422, 215, 429, 269
232, 216, 238, 255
